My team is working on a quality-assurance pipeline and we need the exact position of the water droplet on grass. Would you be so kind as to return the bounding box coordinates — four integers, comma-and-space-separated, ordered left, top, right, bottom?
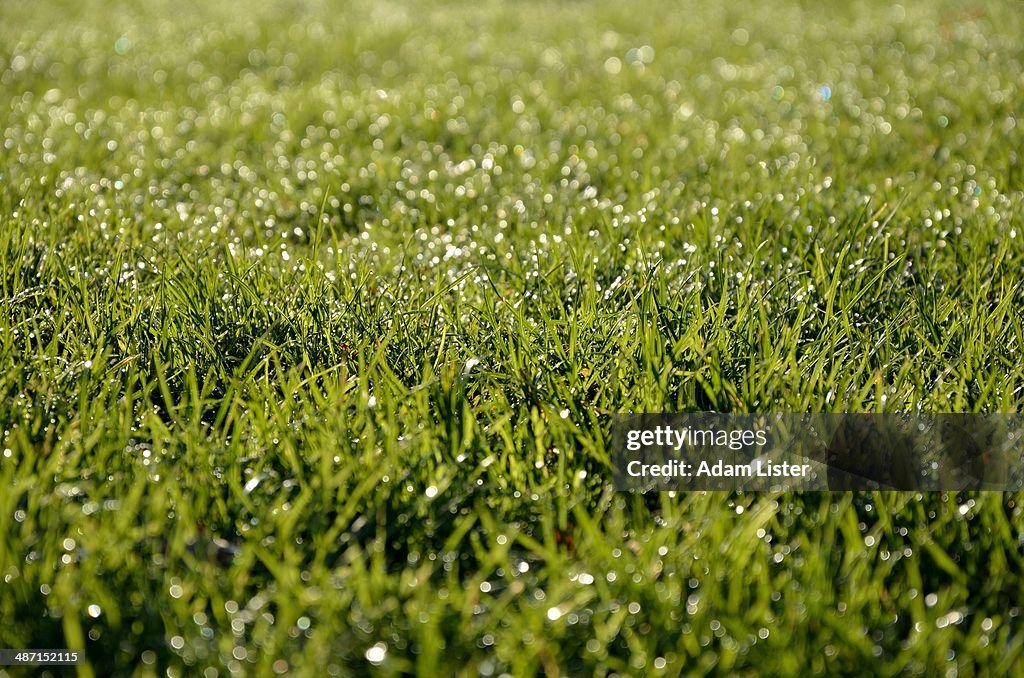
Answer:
244, 475, 265, 494
365, 643, 387, 664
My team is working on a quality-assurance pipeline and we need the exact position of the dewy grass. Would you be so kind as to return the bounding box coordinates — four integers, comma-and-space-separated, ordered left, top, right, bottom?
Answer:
1, 0, 1023, 674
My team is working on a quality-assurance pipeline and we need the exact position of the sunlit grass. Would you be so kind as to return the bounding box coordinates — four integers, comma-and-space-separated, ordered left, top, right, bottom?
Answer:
2, 0, 1023, 674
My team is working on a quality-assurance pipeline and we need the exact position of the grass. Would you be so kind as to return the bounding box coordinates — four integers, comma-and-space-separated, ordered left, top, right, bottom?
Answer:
1, 0, 1023, 674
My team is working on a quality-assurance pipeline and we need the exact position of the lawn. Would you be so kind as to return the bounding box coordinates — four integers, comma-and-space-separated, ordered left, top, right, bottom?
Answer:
2, 0, 1023, 675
